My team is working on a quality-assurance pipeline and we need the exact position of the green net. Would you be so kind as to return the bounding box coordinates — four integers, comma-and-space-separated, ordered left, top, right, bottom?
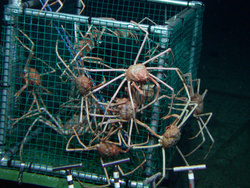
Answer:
0, 0, 204, 187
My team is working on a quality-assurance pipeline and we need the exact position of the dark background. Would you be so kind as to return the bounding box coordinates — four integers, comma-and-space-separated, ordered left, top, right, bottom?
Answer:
167, 0, 250, 187
0, 0, 249, 187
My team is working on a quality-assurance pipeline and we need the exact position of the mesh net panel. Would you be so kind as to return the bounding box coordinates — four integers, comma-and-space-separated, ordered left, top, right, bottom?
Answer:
0, 0, 204, 186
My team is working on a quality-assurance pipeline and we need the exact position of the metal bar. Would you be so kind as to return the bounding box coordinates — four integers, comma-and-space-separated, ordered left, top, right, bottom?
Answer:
167, 7, 195, 27
145, 27, 170, 176
0, 3, 21, 156
102, 158, 130, 168
188, 5, 204, 75
135, 0, 203, 7
168, 164, 206, 172
7, 1, 203, 35
52, 163, 83, 171
11, 7, 167, 34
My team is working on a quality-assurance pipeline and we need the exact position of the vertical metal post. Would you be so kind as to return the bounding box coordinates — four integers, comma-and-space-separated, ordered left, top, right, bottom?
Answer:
0, 3, 21, 155
188, 5, 203, 76
76, 0, 83, 15
145, 28, 170, 176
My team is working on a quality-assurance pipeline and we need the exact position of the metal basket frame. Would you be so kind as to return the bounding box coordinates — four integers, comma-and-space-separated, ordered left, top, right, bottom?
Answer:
0, 0, 204, 187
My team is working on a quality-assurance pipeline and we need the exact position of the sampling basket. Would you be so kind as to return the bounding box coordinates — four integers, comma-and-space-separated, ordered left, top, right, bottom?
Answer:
0, 0, 204, 187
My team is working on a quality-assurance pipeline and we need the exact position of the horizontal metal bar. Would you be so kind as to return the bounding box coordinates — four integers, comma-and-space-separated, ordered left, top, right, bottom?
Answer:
102, 158, 130, 168
0, 159, 148, 187
9, 6, 169, 35
52, 163, 83, 171
166, 164, 206, 172
136, 0, 203, 7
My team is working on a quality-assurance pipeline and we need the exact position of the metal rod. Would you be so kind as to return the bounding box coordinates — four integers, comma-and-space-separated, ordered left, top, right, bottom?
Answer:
167, 164, 206, 172
12, 7, 166, 34
135, 0, 203, 7
52, 163, 83, 171
188, 5, 204, 75
145, 26, 170, 176
7, 1, 204, 36
102, 158, 130, 168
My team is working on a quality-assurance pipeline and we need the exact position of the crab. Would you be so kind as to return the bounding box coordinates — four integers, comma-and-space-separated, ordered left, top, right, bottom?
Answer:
87, 97, 152, 147
56, 40, 107, 129
131, 111, 198, 186
11, 28, 55, 126
66, 125, 146, 187
19, 107, 89, 160
176, 73, 214, 159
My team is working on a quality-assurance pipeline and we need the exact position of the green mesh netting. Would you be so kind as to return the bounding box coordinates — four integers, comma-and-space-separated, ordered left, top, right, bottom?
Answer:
0, 0, 204, 187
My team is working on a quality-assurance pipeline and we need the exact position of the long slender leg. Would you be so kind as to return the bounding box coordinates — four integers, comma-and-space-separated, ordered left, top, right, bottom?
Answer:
19, 116, 45, 160
89, 119, 127, 146
15, 28, 35, 68
79, 96, 84, 124
14, 84, 28, 98
184, 119, 205, 157
127, 81, 139, 135
56, 40, 87, 79
84, 97, 94, 132
36, 0, 50, 16
190, 113, 213, 139
99, 78, 127, 125
176, 146, 189, 166
156, 148, 166, 186
80, 73, 125, 99
142, 48, 175, 66
148, 68, 190, 121
148, 73, 174, 116
128, 119, 134, 146
130, 21, 149, 65
120, 128, 149, 148
117, 150, 146, 176
78, 0, 85, 15
187, 113, 214, 159
70, 124, 98, 151
10, 108, 40, 127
